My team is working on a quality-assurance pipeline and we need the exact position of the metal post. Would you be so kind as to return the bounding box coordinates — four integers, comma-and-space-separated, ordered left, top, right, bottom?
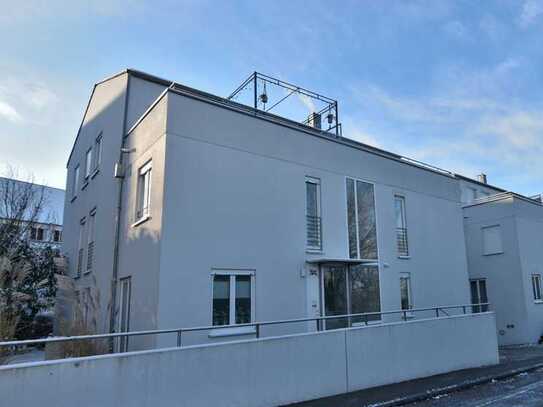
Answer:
435, 308, 439, 317
255, 324, 260, 339
253, 72, 257, 111
176, 330, 182, 347
403, 311, 407, 321
463, 306, 466, 314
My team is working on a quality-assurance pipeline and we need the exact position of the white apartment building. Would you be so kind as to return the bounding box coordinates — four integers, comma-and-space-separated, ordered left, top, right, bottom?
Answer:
63, 69, 478, 349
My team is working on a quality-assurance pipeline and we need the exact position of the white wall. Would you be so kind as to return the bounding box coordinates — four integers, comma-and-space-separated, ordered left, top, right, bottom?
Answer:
0, 313, 498, 407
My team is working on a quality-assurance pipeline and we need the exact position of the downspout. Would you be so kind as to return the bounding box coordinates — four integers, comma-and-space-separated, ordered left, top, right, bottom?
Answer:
109, 73, 131, 336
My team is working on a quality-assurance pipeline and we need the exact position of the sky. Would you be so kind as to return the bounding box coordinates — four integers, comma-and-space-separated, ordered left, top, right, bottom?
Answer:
0, 0, 542, 195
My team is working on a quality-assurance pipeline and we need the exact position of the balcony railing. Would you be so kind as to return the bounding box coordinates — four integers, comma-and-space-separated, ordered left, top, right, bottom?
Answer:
396, 227, 409, 257
306, 215, 322, 250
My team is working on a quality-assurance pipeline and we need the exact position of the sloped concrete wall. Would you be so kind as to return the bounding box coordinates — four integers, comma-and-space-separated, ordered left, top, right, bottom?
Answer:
0, 313, 498, 407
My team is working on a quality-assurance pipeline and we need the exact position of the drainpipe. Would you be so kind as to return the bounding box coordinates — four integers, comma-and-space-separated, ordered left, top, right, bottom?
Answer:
109, 74, 132, 337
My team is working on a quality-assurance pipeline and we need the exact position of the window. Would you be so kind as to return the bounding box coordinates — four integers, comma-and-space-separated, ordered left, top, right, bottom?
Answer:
76, 219, 86, 278
72, 165, 80, 196
85, 148, 93, 179
482, 225, 503, 255
86, 211, 96, 273
53, 229, 62, 242
136, 161, 152, 221
30, 227, 44, 241
532, 274, 542, 301
118, 277, 131, 352
212, 272, 254, 326
400, 273, 412, 311
346, 178, 378, 260
470, 279, 488, 313
394, 195, 409, 257
306, 177, 322, 250
94, 134, 102, 170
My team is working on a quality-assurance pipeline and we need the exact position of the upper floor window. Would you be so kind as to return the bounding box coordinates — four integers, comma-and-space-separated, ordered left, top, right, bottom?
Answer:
212, 272, 254, 326
76, 219, 86, 278
305, 177, 322, 251
53, 229, 62, 242
532, 274, 542, 302
346, 178, 377, 260
86, 210, 96, 274
85, 148, 93, 179
394, 195, 409, 257
482, 225, 503, 256
72, 165, 80, 197
136, 161, 152, 221
30, 226, 45, 241
94, 134, 102, 170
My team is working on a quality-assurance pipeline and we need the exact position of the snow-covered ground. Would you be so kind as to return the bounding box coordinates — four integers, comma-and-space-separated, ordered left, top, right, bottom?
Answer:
408, 368, 543, 407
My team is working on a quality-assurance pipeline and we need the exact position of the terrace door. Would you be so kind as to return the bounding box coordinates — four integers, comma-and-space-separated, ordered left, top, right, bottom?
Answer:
322, 265, 348, 330
118, 277, 132, 352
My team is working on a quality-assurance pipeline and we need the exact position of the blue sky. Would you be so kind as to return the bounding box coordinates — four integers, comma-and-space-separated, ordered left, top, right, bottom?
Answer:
0, 0, 542, 195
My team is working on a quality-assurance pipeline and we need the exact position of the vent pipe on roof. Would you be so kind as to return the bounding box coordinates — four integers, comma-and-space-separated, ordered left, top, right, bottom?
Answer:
308, 112, 322, 130
477, 173, 487, 184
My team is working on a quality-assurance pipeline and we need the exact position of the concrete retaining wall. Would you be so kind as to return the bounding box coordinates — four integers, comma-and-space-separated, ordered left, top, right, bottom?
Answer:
0, 313, 498, 407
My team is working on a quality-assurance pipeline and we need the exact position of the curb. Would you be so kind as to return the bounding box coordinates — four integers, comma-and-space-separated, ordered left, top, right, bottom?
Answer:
371, 362, 543, 407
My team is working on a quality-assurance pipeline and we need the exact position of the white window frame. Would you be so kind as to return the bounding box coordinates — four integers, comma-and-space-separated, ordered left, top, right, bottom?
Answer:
399, 272, 413, 314
210, 269, 256, 337
345, 176, 379, 261
482, 224, 503, 256
532, 274, 542, 302
135, 160, 152, 222
85, 148, 93, 179
470, 278, 489, 313
94, 133, 103, 171
394, 195, 409, 258
305, 176, 322, 251
72, 165, 80, 197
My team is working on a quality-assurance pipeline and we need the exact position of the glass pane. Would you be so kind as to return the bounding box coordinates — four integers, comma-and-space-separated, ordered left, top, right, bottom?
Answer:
306, 182, 318, 217
479, 280, 488, 312
323, 266, 348, 330
356, 181, 377, 259
346, 179, 358, 259
235, 276, 251, 324
213, 275, 230, 325
470, 281, 480, 313
400, 277, 410, 310
350, 265, 381, 323
395, 197, 405, 228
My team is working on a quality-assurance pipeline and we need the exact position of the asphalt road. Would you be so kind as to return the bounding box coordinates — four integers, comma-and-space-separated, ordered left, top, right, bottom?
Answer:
407, 368, 543, 407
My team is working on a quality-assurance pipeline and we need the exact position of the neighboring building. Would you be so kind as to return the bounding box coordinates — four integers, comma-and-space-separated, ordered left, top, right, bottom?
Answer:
0, 177, 64, 250
463, 190, 543, 345
63, 69, 475, 349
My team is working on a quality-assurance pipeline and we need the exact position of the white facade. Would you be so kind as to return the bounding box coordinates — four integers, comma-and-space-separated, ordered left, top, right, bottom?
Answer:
64, 70, 475, 348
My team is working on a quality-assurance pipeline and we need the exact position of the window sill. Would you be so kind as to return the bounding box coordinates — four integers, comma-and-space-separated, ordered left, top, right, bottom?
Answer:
132, 215, 151, 227
81, 181, 89, 191
83, 270, 91, 275
91, 168, 100, 179
208, 326, 256, 338
398, 255, 411, 260
483, 252, 504, 256
70, 195, 77, 203
534, 300, 543, 304
306, 248, 323, 254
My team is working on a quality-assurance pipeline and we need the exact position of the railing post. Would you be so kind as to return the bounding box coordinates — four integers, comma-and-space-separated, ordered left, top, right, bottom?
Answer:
364, 314, 368, 326
463, 306, 466, 314
435, 308, 439, 318
403, 310, 407, 321
176, 330, 182, 347
255, 324, 260, 339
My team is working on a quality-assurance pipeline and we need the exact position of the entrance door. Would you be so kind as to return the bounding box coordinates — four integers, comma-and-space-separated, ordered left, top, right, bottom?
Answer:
322, 264, 381, 329
118, 277, 131, 352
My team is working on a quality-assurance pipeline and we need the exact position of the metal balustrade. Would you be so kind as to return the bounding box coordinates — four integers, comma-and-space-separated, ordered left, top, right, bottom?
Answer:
0, 303, 490, 365
396, 227, 409, 256
306, 215, 322, 249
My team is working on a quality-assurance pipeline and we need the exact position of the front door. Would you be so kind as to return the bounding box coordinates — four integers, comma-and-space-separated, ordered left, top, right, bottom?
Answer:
322, 264, 381, 329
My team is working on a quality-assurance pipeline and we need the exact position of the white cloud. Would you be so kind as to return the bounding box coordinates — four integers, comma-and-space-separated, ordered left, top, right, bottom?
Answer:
0, 100, 22, 123
519, 0, 543, 28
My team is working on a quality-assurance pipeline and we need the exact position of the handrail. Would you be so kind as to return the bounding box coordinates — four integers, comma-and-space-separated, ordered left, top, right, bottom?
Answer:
0, 303, 490, 348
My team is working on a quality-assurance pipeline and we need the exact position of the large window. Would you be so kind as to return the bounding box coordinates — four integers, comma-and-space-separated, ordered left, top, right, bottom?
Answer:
136, 161, 152, 221
72, 165, 80, 197
212, 272, 254, 326
532, 274, 542, 302
400, 273, 412, 311
30, 226, 45, 241
86, 211, 96, 274
346, 178, 377, 260
470, 279, 488, 313
322, 264, 380, 330
306, 177, 322, 250
394, 195, 409, 257
482, 225, 503, 255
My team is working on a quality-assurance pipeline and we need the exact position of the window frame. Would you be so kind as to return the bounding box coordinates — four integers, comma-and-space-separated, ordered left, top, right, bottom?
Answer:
399, 272, 413, 312
210, 269, 256, 333
84, 148, 93, 179
76, 218, 86, 278
135, 160, 152, 223
394, 194, 409, 258
72, 165, 80, 198
532, 274, 542, 302
345, 176, 379, 261
482, 224, 503, 256
305, 176, 322, 252
85, 210, 96, 274
470, 278, 489, 313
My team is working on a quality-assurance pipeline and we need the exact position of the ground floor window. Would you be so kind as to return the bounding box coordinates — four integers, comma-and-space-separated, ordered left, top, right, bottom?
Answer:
470, 279, 488, 313
532, 274, 542, 301
322, 264, 380, 330
212, 271, 254, 326
399, 273, 412, 311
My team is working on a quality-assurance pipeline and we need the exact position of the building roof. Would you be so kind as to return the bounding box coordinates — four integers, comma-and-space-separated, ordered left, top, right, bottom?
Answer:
462, 191, 543, 209
0, 177, 65, 225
